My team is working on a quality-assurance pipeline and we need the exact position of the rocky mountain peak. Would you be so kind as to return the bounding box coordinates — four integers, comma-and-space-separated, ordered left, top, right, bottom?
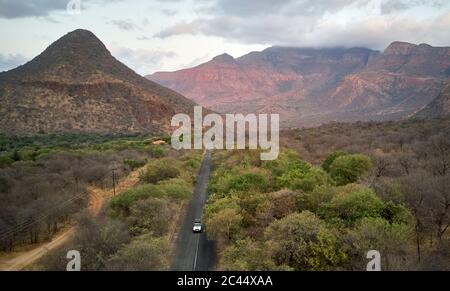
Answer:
0, 29, 196, 135
0, 29, 119, 82
384, 41, 416, 55
212, 53, 235, 63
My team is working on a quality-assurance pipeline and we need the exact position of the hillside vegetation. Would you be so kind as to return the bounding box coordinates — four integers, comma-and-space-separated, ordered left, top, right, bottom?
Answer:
206, 118, 450, 271
0, 133, 166, 252
39, 151, 202, 271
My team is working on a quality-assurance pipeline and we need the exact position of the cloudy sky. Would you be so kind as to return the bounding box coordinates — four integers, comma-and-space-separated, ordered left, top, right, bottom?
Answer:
0, 0, 450, 74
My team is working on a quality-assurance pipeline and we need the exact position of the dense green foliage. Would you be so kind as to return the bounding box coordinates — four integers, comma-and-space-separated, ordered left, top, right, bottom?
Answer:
322, 150, 348, 173
329, 154, 372, 186
283, 119, 450, 270
206, 149, 415, 271
139, 158, 182, 183
0, 133, 168, 166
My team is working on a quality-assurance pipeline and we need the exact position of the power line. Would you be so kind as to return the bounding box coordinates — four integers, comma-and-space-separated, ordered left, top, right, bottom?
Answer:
0, 192, 87, 242
0, 166, 125, 242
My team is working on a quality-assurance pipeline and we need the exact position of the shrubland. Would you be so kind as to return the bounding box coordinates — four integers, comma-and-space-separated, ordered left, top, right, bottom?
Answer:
38, 150, 202, 270
0, 133, 167, 252
206, 117, 450, 271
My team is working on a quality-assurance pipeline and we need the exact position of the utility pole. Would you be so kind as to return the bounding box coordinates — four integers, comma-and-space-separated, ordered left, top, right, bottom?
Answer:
111, 168, 118, 197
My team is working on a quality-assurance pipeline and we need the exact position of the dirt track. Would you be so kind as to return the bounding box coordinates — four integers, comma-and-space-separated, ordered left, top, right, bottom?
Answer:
0, 167, 143, 271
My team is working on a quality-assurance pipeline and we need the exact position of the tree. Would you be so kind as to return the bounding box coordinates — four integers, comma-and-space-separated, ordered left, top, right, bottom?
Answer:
205, 208, 242, 244
263, 149, 310, 177
127, 198, 171, 236
264, 211, 347, 271
371, 155, 391, 181
329, 154, 372, 186
106, 235, 169, 271
107, 184, 165, 217
397, 153, 415, 175
345, 217, 413, 271
209, 168, 271, 195
318, 184, 384, 226
277, 167, 332, 192
400, 171, 439, 262
228, 171, 269, 193
219, 239, 284, 271
139, 158, 181, 184
297, 185, 336, 213
322, 150, 349, 173
431, 175, 450, 240
43, 215, 132, 271
268, 190, 297, 219
429, 135, 450, 176
78, 217, 131, 270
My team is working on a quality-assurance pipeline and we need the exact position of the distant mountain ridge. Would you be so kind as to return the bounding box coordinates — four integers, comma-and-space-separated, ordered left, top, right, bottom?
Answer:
148, 42, 450, 127
414, 81, 450, 119
0, 29, 196, 135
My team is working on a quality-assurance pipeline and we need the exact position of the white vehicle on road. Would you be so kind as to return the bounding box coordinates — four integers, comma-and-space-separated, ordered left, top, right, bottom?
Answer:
193, 219, 203, 233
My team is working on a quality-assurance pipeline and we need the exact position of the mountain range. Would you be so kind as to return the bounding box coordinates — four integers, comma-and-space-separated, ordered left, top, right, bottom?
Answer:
0, 29, 196, 135
148, 42, 450, 127
1, 29, 449, 136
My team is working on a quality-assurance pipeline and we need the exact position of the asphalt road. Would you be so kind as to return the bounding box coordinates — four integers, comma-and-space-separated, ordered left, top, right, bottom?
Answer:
171, 150, 216, 271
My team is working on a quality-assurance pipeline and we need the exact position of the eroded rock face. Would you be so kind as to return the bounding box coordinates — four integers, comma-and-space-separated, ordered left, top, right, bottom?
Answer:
0, 29, 196, 135
148, 42, 450, 127
415, 82, 450, 119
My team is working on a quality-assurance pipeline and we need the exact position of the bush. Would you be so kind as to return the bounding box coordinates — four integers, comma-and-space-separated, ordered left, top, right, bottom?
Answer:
184, 158, 201, 170
345, 217, 413, 270
18, 147, 39, 161
139, 158, 182, 184
263, 149, 310, 177
107, 184, 165, 217
157, 178, 193, 200
322, 150, 349, 173
329, 154, 372, 186
209, 169, 271, 195
220, 239, 284, 271
0, 155, 14, 168
229, 172, 269, 193
106, 235, 169, 271
264, 211, 347, 271
277, 167, 332, 192
297, 185, 337, 213
318, 185, 384, 225
42, 216, 132, 271
147, 145, 166, 158
123, 159, 147, 170
380, 201, 412, 225
204, 195, 241, 218
205, 207, 243, 243
127, 198, 171, 236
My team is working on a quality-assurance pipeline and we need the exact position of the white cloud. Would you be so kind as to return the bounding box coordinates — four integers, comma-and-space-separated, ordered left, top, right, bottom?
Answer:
161, 8, 178, 16
109, 19, 136, 30
154, 0, 450, 49
109, 44, 176, 75
154, 21, 201, 39
0, 0, 125, 18
0, 53, 28, 71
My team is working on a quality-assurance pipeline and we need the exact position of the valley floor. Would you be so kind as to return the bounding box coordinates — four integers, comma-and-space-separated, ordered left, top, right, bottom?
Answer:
0, 166, 144, 271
